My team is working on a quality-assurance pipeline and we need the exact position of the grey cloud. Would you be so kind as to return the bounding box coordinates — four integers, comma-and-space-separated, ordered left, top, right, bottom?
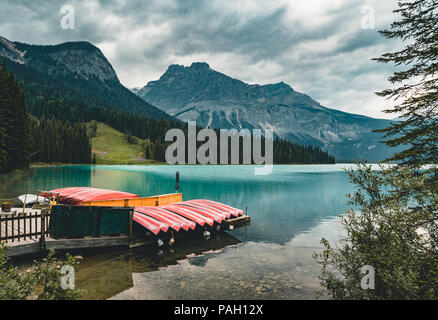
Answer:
0, 0, 401, 118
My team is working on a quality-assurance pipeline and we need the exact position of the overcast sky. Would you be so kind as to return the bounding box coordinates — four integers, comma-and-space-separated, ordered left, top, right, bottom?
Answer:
0, 0, 402, 118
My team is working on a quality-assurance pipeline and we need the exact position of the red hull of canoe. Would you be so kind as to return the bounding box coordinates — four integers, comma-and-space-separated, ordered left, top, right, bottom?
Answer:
173, 203, 226, 223
133, 213, 163, 235
45, 187, 138, 205
187, 200, 242, 217
164, 204, 214, 227
140, 206, 196, 231
135, 212, 169, 233
180, 202, 231, 219
136, 207, 183, 232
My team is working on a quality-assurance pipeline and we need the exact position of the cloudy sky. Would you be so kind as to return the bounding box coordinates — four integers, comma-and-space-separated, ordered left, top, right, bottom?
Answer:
0, 0, 402, 118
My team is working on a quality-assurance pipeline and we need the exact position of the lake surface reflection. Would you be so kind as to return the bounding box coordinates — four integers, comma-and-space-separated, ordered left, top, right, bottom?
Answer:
1, 164, 356, 299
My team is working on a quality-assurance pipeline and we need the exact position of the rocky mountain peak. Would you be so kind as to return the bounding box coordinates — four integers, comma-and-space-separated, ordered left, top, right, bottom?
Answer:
189, 62, 210, 70
1, 36, 172, 120
166, 64, 185, 73
0, 37, 119, 83
134, 61, 394, 161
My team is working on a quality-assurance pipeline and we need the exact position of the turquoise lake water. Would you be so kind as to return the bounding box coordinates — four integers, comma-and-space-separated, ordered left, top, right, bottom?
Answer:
1, 164, 359, 299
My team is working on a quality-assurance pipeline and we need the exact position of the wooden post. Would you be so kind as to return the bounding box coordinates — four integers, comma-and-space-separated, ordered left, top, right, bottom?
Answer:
5, 215, 8, 240
23, 213, 26, 241
17, 213, 20, 242
175, 171, 180, 193
22, 194, 27, 215
34, 212, 37, 239
40, 210, 46, 250
11, 213, 14, 243
128, 209, 133, 244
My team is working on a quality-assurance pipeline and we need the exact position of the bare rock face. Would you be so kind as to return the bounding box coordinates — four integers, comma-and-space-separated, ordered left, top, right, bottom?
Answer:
12, 41, 120, 84
0, 36, 24, 64
135, 62, 395, 161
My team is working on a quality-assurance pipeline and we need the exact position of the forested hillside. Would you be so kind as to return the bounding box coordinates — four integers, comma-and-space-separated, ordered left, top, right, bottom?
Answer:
0, 61, 30, 172
30, 117, 91, 164
0, 61, 91, 172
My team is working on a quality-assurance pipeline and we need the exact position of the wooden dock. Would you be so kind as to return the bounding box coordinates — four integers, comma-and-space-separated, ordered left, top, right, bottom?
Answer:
1, 208, 129, 257
1, 207, 250, 258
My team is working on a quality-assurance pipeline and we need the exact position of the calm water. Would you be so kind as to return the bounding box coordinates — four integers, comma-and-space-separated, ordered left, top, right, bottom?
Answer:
1, 164, 359, 299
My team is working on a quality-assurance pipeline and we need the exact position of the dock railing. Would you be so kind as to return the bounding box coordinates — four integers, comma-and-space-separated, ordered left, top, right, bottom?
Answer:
0, 209, 51, 247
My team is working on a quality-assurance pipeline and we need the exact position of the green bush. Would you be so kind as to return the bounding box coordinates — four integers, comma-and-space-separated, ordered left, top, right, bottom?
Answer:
0, 243, 32, 300
315, 0, 438, 300
314, 165, 438, 299
0, 243, 82, 300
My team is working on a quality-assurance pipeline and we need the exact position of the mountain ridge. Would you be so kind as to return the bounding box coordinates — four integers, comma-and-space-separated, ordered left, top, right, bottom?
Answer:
0, 36, 172, 120
134, 62, 396, 161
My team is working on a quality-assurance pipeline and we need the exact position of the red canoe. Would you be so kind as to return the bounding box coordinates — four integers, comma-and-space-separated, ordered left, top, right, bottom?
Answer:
185, 200, 242, 217
173, 203, 226, 223
197, 199, 244, 215
140, 206, 196, 231
136, 207, 182, 232
163, 204, 214, 227
180, 202, 231, 219
135, 212, 169, 232
133, 213, 165, 235
44, 187, 139, 205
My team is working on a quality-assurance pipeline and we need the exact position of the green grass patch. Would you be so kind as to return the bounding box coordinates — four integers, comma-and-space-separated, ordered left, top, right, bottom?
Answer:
91, 122, 158, 165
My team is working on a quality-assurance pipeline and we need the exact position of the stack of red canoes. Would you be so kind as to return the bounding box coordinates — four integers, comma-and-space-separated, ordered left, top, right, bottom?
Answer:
42, 187, 244, 235
134, 200, 244, 235
41, 187, 139, 205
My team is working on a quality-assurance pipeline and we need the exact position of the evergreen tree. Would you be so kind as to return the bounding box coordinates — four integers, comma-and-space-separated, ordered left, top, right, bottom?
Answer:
316, 0, 438, 299
0, 60, 31, 172
29, 117, 91, 164
144, 143, 151, 159
374, 0, 438, 171
0, 61, 9, 171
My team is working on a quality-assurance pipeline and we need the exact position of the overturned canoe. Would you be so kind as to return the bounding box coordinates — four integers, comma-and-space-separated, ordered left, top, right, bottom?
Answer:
42, 187, 139, 205
136, 206, 195, 231
184, 199, 243, 217
18, 194, 49, 205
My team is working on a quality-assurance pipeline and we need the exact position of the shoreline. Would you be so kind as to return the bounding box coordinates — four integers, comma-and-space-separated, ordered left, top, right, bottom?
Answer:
30, 162, 345, 168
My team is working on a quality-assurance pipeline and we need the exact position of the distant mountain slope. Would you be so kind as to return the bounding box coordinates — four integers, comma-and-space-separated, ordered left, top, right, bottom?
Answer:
135, 62, 396, 162
0, 36, 172, 120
